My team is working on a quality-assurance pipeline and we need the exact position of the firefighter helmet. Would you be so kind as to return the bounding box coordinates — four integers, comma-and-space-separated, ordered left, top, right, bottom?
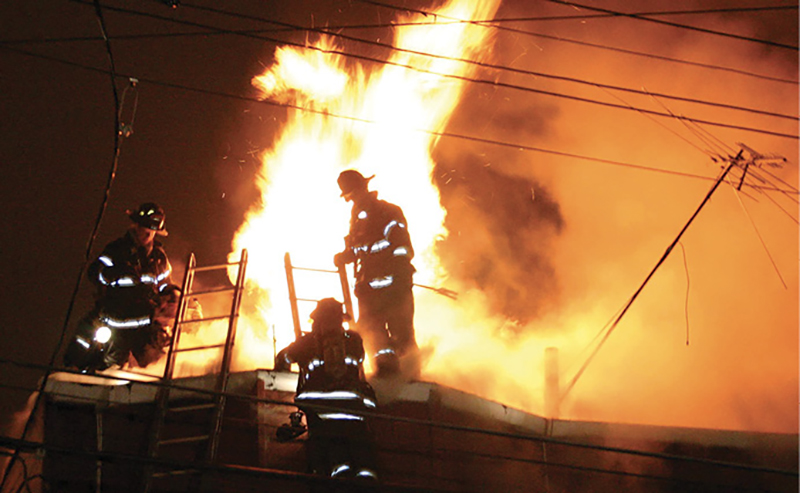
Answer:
128, 202, 168, 235
337, 170, 374, 197
310, 298, 351, 329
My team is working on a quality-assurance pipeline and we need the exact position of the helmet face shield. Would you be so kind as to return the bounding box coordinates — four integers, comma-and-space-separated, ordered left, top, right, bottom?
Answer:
129, 202, 168, 235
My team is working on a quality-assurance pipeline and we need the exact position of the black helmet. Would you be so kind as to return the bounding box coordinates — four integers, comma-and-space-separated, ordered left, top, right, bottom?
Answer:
309, 298, 352, 333
310, 298, 345, 323
128, 202, 168, 235
337, 170, 374, 197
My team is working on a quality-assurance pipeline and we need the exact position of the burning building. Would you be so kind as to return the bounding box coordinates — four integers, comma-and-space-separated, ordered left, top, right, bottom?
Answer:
1, 0, 798, 491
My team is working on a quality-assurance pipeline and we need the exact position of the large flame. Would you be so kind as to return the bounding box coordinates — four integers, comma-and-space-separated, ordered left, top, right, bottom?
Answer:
228, 0, 503, 372
177, 0, 797, 434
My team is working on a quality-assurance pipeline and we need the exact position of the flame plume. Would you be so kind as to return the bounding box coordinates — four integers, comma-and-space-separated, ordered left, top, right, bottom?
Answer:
228, 0, 503, 377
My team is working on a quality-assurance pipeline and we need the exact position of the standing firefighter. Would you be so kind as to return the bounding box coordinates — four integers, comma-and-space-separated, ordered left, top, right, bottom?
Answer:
333, 170, 418, 377
275, 298, 379, 483
64, 202, 175, 372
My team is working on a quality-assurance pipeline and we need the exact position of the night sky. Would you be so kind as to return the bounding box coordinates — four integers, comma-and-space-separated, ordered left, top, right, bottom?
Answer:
1, 0, 797, 439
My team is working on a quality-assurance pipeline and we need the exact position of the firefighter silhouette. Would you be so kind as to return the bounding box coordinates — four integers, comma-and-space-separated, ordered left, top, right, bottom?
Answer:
334, 170, 419, 378
64, 203, 177, 372
275, 298, 379, 483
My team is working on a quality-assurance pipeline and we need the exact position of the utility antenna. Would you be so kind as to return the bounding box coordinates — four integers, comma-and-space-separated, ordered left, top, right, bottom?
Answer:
732, 143, 787, 190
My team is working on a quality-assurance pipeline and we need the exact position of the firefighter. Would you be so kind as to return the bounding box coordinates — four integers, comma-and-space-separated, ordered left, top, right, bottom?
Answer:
64, 202, 175, 371
275, 298, 379, 483
333, 170, 418, 377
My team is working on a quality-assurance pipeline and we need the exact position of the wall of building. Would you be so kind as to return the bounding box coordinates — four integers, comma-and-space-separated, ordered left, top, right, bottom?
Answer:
38, 370, 798, 492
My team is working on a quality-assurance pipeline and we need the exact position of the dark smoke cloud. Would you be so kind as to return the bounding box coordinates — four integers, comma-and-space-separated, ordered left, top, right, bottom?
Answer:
434, 154, 564, 328
422, 0, 797, 433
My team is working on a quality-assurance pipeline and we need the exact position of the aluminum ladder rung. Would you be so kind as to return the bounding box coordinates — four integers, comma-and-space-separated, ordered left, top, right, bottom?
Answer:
173, 343, 224, 354
179, 314, 231, 325
187, 286, 236, 297
143, 249, 248, 493
191, 262, 240, 273
158, 435, 210, 446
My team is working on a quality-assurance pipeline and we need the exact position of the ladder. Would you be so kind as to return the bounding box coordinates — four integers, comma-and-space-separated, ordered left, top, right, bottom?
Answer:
283, 251, 354, 340
141, 249, 248, 492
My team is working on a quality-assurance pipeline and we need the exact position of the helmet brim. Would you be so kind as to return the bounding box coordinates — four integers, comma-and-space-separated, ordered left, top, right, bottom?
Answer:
126, 209, 168, 236
338, 174, 375, 197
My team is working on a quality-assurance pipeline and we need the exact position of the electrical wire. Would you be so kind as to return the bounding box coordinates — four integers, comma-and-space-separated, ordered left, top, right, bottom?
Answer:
5, 19, 797, 88
647, 93, 735, 158
748, 167, 800, 206
65, 0, 800, 139
545, 0, 799, 51
599, 85, 717, 158
0, 356, 796, 478
760, 165, 800, 193
354, 0, 800, 84
482, 5, 800, 23
414, 445, 786, 492
0, 3, 126, 490
7, 2, 796, 87
176, 1, 798, 122
2, 43, 796, 198
724, 174, 789, 289
561, 162, 737, 403
667, 116, 799, 225
1, 2, 792, 484
0, 435, 439, 493
677, 242, 691, 346
735, 167, 800, 224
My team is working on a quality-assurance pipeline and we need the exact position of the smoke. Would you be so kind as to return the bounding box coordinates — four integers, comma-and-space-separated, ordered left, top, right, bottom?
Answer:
223, 0, 797, 434
434, 153, 564, 326
424, 0, 798, 432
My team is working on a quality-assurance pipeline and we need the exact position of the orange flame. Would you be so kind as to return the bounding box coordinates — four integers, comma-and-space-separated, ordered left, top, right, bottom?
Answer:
196, 0, 798, 435
228, 0, 503, 374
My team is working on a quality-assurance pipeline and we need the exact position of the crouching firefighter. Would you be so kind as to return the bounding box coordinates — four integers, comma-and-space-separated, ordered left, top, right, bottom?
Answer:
275, 298, 380, 483
63, 203, 176, 372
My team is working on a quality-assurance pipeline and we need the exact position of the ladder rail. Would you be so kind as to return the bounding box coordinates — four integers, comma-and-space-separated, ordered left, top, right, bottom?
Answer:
337, 263, 355, 324
142, 252, 196, 493
142, 250, 248, 493
165, 252, 197, 381
284, 252, 303, 340
206, 249, 248, 462
283, 252, 356, 341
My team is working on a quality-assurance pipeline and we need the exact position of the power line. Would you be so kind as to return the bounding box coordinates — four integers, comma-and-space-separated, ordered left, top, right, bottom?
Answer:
561, 161, 737, 403
0, 1, 126, 490
1, 356, 797, 478
427, 446, 787, 492
176, 1, 797, 122
2, 377, 779, 492
724, 173, 788, 289
62, 0, 800, 138
6, 7, 796, 86
0, 435, 439, 493
484, 5, 800, 23
352, 0, 799, 85
545, 0, 799, 51
2, 42, 797, 197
